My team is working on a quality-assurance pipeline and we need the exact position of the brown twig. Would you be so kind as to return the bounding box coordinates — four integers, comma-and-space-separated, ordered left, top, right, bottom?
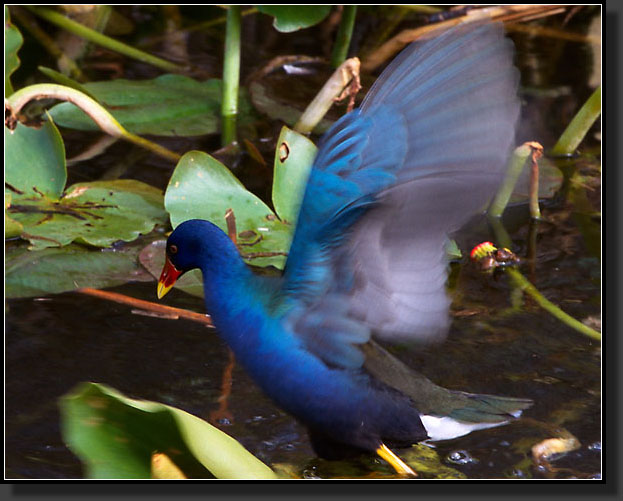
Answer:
77, 287, 213, 326
361, 5, 568, 72
224, 208, 237, 245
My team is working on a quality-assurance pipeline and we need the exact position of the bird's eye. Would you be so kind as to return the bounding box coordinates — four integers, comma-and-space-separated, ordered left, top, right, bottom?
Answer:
169, 244, 178, 254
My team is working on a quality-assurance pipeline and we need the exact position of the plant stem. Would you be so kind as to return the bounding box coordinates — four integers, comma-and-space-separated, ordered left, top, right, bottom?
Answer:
529, 152, 541, 219
489, 143, 532, 218
295, 57, 361, 134
331, 6, 357, 68
551, 86, 601, 156
505, 268, 601, 341
221, 5, 242, 146
26, 6, 186, 73
527, 142, 544, 219
11, 6, 87, 81
6, 84, 181, 163
488, 214, 601, 342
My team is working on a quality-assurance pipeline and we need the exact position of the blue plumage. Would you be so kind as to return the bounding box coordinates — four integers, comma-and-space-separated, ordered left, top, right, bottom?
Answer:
159, 23, 531, 474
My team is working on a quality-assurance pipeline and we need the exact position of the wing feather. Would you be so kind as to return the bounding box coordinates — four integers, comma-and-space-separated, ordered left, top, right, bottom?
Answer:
279, 23, 520, 368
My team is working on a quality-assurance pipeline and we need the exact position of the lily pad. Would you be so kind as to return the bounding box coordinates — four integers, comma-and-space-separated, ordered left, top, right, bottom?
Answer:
257, 6, 332, 33
48, 74, 254, 137
271, 126, 317, 223
165, 151, 292, 269
59, 382, 277, 479
5, 6, 23, 96
8, 179, 168, 251
5, 242, 152, 299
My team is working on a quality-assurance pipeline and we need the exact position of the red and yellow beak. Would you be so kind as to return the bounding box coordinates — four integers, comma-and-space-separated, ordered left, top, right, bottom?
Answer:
157, 256, 183, 299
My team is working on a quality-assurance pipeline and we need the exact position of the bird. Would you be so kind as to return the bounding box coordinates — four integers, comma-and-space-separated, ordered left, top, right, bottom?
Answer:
157, 22, 532, 477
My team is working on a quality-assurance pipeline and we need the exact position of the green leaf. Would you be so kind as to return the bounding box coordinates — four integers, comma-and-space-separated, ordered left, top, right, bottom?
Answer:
5, 193, 23, 239
9, 180, 168, 250
48, 75, 254, 137
165, 151, 292, 269
257, 5, 332, 32
5, 242, 151, 299
272, 126, 317, 223
60, 382, 277, 479
5, 6, 23, 96
5, 118, 67, 199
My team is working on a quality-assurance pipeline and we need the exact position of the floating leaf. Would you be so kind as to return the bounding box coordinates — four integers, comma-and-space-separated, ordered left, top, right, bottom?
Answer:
257, 6, 332, 33
5, 6, 23, 96
59, 382, 277, 479
8, 180, 168, 251
5, 118, 67, 199
5, 242, 152, 299
165, 151, 292, 268
271, 126, 317, 223
48, 75, 254, 137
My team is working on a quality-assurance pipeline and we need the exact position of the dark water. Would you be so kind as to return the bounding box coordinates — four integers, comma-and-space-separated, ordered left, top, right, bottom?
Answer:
5, 6, 601, 479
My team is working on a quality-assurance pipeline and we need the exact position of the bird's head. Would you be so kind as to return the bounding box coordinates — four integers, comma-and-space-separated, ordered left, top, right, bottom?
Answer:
157, 219, 237, 299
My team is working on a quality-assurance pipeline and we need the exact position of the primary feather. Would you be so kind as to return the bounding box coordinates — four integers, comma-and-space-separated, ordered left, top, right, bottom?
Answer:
281, 22, 520, 367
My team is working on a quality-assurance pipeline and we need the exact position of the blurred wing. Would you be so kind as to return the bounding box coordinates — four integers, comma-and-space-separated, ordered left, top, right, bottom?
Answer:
279, 23, 520, 368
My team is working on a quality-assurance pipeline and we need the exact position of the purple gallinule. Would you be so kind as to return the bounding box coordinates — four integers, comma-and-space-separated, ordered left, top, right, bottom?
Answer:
158, 22, 532, 476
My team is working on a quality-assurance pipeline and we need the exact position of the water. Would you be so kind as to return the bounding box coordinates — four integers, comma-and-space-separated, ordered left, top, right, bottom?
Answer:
5, 6, 601, 479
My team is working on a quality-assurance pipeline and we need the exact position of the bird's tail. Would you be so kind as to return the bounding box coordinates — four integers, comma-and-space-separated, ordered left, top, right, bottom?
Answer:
443, 390, 533, 423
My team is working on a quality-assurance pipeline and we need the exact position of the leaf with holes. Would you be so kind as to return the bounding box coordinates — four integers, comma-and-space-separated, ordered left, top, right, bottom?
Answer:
8, 180, 167, 251
271, 126, 317, 224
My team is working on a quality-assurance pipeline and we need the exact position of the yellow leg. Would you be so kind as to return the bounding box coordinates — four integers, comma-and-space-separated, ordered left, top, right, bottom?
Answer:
376, 443, 417, 477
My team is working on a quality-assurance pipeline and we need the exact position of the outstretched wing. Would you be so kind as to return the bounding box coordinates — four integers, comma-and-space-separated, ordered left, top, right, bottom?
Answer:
279, 23, 520, 368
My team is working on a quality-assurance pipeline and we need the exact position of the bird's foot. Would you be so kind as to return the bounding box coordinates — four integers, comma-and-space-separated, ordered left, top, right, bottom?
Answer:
376, 443, 417, 478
